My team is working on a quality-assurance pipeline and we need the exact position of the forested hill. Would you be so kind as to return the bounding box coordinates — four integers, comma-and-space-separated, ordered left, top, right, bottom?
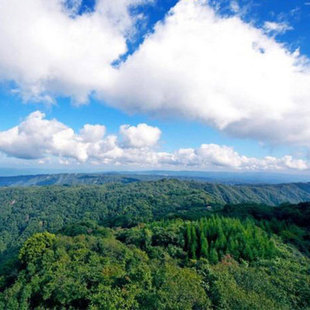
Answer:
0, 179, 310, 264
0, 179, 310, 308
189, 181, 310, 205
1, 209, 310, 309
1, 176, 310, 204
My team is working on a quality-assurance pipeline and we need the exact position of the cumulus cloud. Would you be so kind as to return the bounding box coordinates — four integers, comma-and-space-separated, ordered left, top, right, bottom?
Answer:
0, 0, 150, 103
104, 0, 310, 148
165, 144, 308, 171
0, 111, 91, 161
0, 111, 162, 164
79, 124, 106, 143
0, 111, 307, 171
120, 123, 161, 148
1, 0, 310, 149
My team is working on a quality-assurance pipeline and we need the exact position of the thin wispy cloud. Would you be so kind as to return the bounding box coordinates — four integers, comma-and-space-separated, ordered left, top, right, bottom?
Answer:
263, 21, 293, 34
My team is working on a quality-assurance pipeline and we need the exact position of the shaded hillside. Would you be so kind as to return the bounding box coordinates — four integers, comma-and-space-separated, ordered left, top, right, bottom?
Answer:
193, 182, 310, 205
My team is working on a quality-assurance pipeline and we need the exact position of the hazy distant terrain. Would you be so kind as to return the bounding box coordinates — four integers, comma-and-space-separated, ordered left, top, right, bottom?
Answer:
0, 173, 151, 187
0, 171, 310, 187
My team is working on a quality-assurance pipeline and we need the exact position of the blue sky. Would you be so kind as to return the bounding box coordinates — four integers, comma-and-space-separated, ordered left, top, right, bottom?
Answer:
0, 0, 310, 173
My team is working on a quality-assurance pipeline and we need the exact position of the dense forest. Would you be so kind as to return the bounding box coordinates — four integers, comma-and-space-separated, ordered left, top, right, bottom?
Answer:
2, 174, 310, 203
0, 179, 309, 309
0, 216, 309, 309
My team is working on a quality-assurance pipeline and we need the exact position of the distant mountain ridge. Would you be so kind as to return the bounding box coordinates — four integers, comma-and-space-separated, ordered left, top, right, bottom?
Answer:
0, 174, 310, 205
0, 171, 310, 187
0, 173, 150, 187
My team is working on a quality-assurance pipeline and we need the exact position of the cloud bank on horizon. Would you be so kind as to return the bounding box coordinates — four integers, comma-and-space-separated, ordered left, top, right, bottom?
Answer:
0, 0, 309, 171
0, 111, 307, 171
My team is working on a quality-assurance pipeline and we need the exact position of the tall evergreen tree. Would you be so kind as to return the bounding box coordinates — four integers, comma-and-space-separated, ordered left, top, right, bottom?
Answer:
190, 225, 198, 259
200, 234, 209, 258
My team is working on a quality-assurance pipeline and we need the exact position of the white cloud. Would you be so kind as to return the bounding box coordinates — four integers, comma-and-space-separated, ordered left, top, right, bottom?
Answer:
165, 144, 308, 171
120, 123, 161, 148
0, 0, 150, 103
263, 21, 293, 34
103, 0, 310, 149
0, 111, 307, 171
79, 124, 106, 143
0, 111, 162, 164
0, 0, 310, 150
0, 111, 90, 161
